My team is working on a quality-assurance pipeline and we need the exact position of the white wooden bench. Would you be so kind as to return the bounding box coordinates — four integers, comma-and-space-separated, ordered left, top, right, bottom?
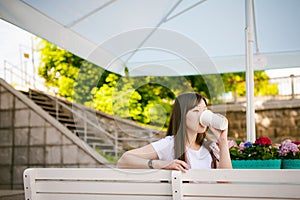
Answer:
23, 168, 300, 200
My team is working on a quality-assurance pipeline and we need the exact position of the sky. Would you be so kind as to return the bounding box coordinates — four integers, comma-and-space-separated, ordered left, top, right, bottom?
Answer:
1, 18, 300, 81
0, 20, 36, 78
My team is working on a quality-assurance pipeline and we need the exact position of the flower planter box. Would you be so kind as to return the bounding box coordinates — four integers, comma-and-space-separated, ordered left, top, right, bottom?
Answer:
232, 159, 282, 169
281, 159, 300, 169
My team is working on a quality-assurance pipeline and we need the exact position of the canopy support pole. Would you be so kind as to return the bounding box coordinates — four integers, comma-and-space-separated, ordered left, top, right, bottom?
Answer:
245, 0, 256, 142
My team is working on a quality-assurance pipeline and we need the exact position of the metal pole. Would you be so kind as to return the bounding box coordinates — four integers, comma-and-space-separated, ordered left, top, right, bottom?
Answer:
245, 0, 256, 143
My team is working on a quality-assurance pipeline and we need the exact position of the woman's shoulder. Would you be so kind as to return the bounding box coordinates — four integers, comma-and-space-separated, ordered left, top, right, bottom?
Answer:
151, 135, 174, 146
163, 135, 174, 141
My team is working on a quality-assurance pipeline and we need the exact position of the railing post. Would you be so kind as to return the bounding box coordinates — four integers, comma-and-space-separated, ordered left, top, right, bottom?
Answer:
3, 60, 6, 80
290, 74, 295, 100
148, 130, 151, 143
233, 79, 237, 104
55, 92, 59, 120
83, 111, 87, 142
10, 66, 13, 84
114, 131, 118, 158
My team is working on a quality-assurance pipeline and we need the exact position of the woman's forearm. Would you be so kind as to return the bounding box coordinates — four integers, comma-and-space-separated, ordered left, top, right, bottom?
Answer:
117, 152, 174, 170
218, 139, 232, 169
117, 144, 160, 169
117, 152, 150, 169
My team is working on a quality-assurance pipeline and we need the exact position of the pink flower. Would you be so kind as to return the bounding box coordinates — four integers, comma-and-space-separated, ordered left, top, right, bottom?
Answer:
239, 142, 245, 150
279, 139, 300, 157
228, 140, 238, 149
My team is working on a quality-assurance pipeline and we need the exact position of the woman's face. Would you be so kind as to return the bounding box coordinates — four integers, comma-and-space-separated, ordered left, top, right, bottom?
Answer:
185, 99, 207, 134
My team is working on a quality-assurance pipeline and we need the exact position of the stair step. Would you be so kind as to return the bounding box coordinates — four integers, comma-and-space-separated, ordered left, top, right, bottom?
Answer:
75, 131, 96, 137
31, 97, 49, 102
101, 149, 121, 155
48, 111, 72, 119
75, 130, 108, 136
26, 91, 47, 98
65, 123, 84, 130
32, 100, 54, 106
78, 135, 110, 140
84, 137, 107, 143
36, 104, 56, 110
42, 106, 63, 113
86, 138, 104, 144
90, 142, 114, 150
58, 118, 74, 123
22, 91, 49, 101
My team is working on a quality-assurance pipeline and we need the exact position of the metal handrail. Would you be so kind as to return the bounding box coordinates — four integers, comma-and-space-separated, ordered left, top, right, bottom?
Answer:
32, 89, 159, 157
44, 93, 156, 157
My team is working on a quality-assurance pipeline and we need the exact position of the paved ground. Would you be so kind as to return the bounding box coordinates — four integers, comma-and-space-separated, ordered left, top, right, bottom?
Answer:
0, 190, 24, 200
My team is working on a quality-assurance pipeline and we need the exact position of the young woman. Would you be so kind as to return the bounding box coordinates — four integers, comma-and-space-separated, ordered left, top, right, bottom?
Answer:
117, 92, 232, 171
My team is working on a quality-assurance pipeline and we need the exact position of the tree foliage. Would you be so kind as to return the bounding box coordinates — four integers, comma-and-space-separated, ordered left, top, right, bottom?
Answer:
37, 39, 278, 127
37, 39, 109, 101
222, 71, 278, 98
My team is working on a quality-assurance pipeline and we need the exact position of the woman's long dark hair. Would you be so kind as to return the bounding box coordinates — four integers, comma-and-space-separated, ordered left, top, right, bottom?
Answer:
166, 92, 208, 162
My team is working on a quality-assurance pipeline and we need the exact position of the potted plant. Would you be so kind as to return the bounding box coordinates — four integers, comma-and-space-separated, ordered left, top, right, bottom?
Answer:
229, 136, 281, 169
279, 139, 300, 169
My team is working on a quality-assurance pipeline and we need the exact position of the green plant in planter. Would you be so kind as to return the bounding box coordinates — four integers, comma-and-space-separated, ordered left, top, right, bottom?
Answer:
229, 136, 280, 160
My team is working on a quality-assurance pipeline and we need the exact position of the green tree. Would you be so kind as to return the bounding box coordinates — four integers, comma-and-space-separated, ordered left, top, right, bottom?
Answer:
186, 74, 227, 104
132, 76, 192, 127
254, 71, 278, 96
37, 39, 279, 128
38, 40, 80, 99
90, 74, 143, 120
73, 62, 106, 104
222, 72, 247, 97
37, 39, 110, 101
222, 71, 278, 98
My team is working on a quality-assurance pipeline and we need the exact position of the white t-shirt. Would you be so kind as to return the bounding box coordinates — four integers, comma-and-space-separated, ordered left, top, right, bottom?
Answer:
151, 136, 213, 169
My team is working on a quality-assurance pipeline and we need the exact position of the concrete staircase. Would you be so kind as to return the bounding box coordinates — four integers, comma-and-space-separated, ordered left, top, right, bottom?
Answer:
21, 89, 117, 157
20, 89, 161, 158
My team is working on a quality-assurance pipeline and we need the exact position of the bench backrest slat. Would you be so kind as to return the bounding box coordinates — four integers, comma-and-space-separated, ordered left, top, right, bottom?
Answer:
35, 181, 171, 195
182, 169, 300, 183
35, 194, 172, 200
25, 168, 171, 181
24, 168, 300, 200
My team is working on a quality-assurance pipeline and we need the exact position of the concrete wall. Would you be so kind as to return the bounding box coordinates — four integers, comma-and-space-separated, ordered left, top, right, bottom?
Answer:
0, 79, 108, 189
212, 99, 300, 143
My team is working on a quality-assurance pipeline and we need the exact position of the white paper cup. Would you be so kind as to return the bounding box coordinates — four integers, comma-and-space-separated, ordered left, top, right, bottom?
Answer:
199, 110, 228, 130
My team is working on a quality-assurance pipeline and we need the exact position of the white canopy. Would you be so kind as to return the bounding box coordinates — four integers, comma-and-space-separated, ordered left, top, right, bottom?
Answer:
0, 0, 299, 77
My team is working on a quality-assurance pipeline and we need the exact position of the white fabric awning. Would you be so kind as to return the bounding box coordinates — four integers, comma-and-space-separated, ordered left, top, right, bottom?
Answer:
0, 0, 299, 76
